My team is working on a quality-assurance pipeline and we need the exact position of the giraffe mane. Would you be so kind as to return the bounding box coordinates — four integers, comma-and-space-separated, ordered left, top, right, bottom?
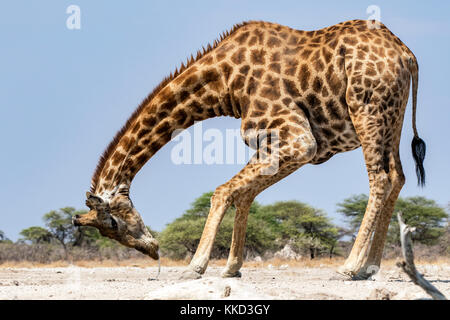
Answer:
90, 21, 253, 193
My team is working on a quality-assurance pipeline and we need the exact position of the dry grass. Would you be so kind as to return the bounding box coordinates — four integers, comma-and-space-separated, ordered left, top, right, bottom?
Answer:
0, 257, 344, 269
243, 257, 346, 268
382, 256, 450, 267
0, 257, 182, 269
1, 256, 448, 269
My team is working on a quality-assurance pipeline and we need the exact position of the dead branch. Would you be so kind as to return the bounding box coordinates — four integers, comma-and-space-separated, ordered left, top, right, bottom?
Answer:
396, 212, 447, 300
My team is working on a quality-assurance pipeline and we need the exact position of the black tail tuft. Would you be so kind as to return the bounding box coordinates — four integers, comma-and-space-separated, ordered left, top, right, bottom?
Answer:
411, 136, 426, 187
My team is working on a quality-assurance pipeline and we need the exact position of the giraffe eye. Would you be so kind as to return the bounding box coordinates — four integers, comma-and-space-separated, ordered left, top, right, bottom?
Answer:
111, 217, 118, 230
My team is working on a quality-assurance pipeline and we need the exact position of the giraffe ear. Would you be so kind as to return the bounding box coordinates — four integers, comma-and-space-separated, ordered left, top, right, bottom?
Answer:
85, 191, 104, 209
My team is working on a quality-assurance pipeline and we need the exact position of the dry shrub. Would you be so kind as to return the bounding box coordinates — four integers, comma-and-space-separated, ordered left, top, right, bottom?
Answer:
1, 242, 448, 269
0, 243, 146, 265
0, 243, 66, 263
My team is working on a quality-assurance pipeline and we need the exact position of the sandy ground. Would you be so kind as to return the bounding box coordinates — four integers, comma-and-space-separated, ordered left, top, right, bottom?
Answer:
0, 264, 449, 300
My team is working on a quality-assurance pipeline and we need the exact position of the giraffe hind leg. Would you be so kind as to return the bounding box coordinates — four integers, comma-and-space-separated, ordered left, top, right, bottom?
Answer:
361, 152, 404, 277
360, 116, 406, 277
337, 107, 395, 278
338, 83, 408, 278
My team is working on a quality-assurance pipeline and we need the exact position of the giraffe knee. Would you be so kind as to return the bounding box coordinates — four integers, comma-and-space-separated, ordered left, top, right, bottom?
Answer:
233, 194, 254, 211
392, 170, 405, 189
374, 171, 394, 196
212, 183, 254, 212
211, 184, 233, 208
288, 133, 317, 163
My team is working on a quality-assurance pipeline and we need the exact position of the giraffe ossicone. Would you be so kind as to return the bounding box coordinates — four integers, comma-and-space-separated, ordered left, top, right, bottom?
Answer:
73, 19, 425, 280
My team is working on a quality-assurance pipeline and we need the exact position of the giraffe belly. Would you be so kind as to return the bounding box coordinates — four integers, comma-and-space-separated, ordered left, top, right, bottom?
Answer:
309, 117, 361, 165
292, 90, 362, 165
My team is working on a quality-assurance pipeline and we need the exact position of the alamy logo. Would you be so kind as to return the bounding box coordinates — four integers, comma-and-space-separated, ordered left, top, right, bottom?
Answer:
366, 5, 381, 29
170, 122, 280, 175
66, 5, 81, 30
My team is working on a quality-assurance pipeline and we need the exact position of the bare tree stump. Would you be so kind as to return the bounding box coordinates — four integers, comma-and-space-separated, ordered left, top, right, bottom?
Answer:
396, 212, 447, 300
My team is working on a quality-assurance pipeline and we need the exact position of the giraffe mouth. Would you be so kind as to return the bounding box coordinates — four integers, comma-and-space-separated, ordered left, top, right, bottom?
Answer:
135, 243, 159, 260
135, 245, 159, 260
126, 234, 159, 260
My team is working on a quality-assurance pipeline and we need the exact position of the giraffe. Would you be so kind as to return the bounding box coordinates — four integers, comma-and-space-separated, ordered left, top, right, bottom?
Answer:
73, 19, 426, 280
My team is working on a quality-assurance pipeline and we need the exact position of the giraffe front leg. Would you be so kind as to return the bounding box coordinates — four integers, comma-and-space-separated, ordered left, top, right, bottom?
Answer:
179, 186, 232, 280
219, 157, 312, 278
220, 158, 308, 278
221, 201, 252, 278
220, 101, 316, 278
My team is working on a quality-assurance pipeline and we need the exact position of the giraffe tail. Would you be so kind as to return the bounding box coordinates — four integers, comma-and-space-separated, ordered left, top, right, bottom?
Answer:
409, 56, 426, 187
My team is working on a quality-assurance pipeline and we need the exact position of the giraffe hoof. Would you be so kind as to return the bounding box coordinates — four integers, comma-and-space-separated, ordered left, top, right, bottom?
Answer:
352, 271, 374, 281
335, 266, 357, 280
221, 270, 242, 278
335, 267, 374, 281
329, 272, 351, 281
179, 269, 202, 280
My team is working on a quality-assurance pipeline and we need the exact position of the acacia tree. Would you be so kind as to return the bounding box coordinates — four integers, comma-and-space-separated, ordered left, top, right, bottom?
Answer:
160, 194, 341, 260
43, 207, 98, 257
337, 195, 448, 245
43, 207, 76, 255
255, 201, 341, 259
0, 230, 12, 243
19, 227, 52, 244
159, 192, 275, 259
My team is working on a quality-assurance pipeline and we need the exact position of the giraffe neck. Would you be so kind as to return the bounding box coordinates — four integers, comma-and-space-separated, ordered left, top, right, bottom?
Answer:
93, 64, 239, 197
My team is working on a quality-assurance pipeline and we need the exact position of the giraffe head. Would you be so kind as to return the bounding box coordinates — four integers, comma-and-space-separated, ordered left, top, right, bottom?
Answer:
72, 192, 159, 260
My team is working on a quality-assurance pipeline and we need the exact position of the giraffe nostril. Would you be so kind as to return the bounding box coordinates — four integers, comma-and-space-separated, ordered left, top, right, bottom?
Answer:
75, 215, 80, 219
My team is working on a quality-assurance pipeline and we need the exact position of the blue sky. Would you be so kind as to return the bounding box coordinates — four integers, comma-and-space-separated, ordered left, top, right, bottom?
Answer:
1, 1, 449, 241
